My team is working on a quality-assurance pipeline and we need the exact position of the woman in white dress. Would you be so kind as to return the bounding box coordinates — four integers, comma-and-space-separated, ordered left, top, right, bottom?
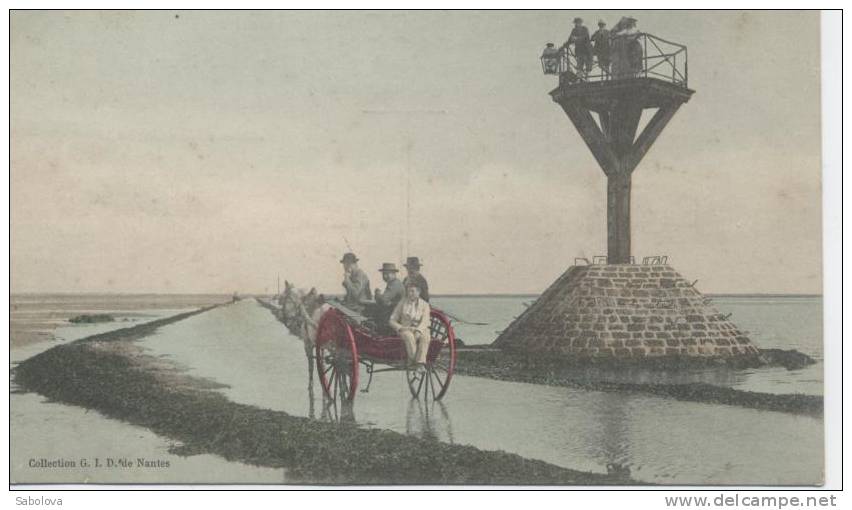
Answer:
389, 280, 432, 374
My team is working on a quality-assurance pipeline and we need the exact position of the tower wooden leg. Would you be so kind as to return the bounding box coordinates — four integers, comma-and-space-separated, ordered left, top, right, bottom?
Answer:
607, 172, 632, 264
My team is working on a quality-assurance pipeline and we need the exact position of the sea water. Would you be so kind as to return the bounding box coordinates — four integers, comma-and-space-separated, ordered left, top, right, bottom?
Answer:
10, 294, 825, 485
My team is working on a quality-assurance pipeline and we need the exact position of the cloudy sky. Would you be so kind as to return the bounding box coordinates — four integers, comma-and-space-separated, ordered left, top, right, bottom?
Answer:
11, 10, 822, 295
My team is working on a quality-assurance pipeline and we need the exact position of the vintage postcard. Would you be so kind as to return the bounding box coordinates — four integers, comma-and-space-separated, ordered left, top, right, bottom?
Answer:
9, 10, 836, 488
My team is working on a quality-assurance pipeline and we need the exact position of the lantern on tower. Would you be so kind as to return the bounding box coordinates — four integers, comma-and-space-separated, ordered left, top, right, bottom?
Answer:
540, 43, 561, 75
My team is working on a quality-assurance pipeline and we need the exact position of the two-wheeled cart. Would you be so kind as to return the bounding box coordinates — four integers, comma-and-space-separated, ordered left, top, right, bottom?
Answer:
315, 302, 457, 402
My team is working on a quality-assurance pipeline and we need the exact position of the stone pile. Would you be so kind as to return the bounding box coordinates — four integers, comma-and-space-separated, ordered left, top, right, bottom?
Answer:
493, 264, 760, 359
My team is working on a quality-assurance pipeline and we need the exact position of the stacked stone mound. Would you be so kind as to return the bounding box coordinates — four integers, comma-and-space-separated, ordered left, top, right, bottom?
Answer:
494, 264, 760, 359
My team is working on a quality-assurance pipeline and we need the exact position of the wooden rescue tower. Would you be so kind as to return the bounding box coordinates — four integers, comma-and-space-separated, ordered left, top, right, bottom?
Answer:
541, 29, 694, 263
494, 36, 760, 361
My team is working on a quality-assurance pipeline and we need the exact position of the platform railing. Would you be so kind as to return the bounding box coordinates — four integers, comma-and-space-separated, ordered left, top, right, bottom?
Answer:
544, 32, 688, 88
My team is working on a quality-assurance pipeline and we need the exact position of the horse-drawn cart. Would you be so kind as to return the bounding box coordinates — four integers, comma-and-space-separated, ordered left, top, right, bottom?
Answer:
315, 301, 457, 402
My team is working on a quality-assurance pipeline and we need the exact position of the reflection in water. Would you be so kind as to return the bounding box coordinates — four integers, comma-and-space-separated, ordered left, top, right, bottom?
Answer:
307, 378, 316, 420
582, 391, 632, 480
319, 397, 356, 425
406, 399, 455, 443
310, 389, 456, 445
560, 365, 749, 387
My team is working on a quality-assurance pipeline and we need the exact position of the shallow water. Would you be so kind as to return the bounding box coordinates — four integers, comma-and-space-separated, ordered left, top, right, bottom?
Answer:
10, 295, 281, 485
138, 300, 823, 485
434, 295, 824, 396
9, 293, 229, 352
10, 308, 194, 364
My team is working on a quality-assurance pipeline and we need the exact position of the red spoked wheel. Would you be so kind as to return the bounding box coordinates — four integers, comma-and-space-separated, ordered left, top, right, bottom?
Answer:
315, 309, 359, 402
406, 310, 456, 400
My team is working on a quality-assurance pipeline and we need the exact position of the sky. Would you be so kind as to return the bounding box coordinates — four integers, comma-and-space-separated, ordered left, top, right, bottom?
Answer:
10, 10, 822, 295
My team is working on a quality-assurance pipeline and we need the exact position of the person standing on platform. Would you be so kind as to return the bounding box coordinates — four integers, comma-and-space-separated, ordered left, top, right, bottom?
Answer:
566, 17, 593, 76
592, 20, 612, 77
611, 17, 643, 80
402, 256, 430, 302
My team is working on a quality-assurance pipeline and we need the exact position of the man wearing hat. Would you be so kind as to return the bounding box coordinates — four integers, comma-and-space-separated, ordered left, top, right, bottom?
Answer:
591, 20, 611, 77
402, 256, 430, 303
373, 262, 405, 327
340, 252, 371, 309
566, 17, 593, 75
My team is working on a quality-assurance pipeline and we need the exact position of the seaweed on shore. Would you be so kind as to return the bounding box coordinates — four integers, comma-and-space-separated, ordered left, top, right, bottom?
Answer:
13, 331, 629, 485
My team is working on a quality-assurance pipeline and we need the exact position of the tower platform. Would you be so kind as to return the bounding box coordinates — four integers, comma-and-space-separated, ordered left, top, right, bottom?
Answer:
550, 77, 694, 111
493, 263, 760, 360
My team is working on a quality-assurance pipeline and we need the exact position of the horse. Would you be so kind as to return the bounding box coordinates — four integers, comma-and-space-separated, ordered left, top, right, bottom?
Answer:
279, 280, 299, 326
279, 282, 327, 389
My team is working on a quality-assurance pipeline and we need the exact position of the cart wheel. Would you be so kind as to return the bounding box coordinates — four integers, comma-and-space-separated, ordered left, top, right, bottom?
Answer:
406, 311, 456, 400
315, 309, 359, 402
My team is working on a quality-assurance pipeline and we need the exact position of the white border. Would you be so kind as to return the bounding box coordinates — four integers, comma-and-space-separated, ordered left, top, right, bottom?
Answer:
820, 9, 842, 492
3, 3, 845, 505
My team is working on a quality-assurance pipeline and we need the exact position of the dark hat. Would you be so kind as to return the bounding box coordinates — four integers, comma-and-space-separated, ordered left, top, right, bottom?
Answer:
403, 256, 422, 269
545, 42, 555, 47
573, 17, 583, 24
378, 262, 399, 273
598, 20, 606, 26
340, 252, 358, 264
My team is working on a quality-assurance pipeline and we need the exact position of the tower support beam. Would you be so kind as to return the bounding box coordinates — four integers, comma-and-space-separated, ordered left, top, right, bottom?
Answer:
561, 104, 619, 175
607, 172, 632, 264
554, 82, 692, 263
626, 103, 681, 171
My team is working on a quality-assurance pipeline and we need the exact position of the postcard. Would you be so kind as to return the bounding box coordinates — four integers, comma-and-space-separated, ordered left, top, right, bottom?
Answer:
10, 10, 831, 487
